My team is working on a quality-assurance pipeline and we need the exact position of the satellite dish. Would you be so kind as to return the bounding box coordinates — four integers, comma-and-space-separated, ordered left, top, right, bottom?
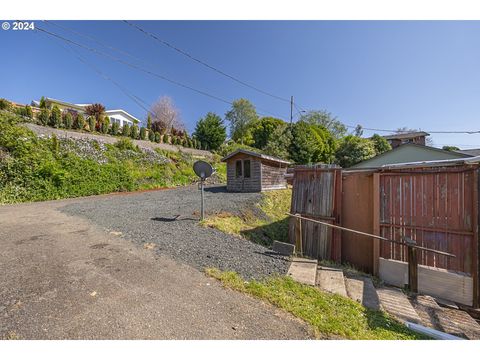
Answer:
193, 160, 214, 180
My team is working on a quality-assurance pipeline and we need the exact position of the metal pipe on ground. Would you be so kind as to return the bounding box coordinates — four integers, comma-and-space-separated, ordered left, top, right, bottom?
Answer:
404, 322, 465, 340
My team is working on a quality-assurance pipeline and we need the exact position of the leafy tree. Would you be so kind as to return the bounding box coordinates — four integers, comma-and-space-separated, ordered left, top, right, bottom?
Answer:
122, 123, 131, 137
75, 113, 85, 130
249, 117, 286, 150
148, 129, 155, 142
111, 121, 120, 135
64, 112, 73, 129
192, 112, 227, 151
299, 110, 347, 140
130, 124, 139, 139
85, 103, 106, 130
335, 135, 376, 168
264, 126, 292, 160
442, 145, 460, 151
288, 121, 336, 164
354, 124, 363, 137
149, 96, 183, 134
49, 105, 62, 128
162, 133, 169, 144
140, 127, 147, 140
154, 132, 161, 143
225, 98, 258, 144
37, 108, 50, 126
371, 133, 391, 154
88, 116, 96, 132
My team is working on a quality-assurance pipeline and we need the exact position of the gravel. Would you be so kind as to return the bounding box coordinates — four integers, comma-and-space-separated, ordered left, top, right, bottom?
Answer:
60, 186, 291, 279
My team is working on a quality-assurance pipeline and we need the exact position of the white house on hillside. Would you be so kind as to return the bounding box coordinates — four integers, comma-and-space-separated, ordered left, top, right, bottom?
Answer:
31, 97, 140, 127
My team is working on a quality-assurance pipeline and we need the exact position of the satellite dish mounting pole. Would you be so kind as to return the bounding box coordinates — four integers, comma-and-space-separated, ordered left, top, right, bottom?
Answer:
193, 160, 214, 222
200, 172, 205, 221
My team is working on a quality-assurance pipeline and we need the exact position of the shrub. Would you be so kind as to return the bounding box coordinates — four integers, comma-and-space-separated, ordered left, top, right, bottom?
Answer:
122, 123, 131, 137
39, 96, 47, 109
154, 132, 161, 143
37, 108, 50, 125
114, 137, 139, 152
64, 112, 73, 129
162, 133, 169, 144
139, 127, 147, 140
74, 113, 85, 130
24, 106, 33, 119
111, 121, 120, 135
130, 124, 139, 139
101, 116, 110, 134
148, 129, 154, 142
0, 98, 12, 111
49, 105, 62, 128
88, 116, 96, 132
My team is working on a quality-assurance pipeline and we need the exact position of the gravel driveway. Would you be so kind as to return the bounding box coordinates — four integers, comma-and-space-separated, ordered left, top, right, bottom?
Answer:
61, 186, 291, 279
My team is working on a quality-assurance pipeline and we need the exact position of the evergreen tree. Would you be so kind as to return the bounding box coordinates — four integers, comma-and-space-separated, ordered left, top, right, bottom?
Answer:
193, 112, 227, 151
49, 105, 62, 128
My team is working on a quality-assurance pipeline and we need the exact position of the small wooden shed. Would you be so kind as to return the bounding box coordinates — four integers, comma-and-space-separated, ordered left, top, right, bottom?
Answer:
221, 149, 290, 192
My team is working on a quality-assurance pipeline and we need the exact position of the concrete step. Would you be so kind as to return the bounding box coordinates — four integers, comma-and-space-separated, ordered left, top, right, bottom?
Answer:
315, 266, 347, 297
377, 287, 421, 324
287, 258, 318, 286
344, 275, 380, 311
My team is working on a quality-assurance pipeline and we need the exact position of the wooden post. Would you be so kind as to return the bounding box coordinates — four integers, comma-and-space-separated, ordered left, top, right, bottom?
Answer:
295, 213, 303, 256
406, 236, 418, 293
372, 172, 381, 276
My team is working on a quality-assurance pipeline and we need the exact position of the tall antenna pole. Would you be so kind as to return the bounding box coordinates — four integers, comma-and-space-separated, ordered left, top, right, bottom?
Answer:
290, 95, 294, 124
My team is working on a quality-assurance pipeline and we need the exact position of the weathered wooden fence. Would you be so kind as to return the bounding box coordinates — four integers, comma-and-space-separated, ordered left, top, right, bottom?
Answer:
289, 165, 342, 261
288, 164, 480, 307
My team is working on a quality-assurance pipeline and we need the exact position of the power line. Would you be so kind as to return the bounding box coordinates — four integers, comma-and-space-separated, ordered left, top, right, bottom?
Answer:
124, 20, 292, 104
348, 124, 480, 135
43, 20, 148, 66
35, 25, 287, 120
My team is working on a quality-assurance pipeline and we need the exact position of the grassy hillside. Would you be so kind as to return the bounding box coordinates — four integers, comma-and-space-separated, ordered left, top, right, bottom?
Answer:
0, 111, 226, 204
202, 189, 291, 247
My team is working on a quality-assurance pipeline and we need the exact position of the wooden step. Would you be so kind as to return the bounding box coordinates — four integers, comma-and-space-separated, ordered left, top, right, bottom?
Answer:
440, 306, 480, 340
412, 295, 467, 338
344, 275, 380, 311
315, 266, 347, 297
287, 258, 317, 286
377, 287, 421, 324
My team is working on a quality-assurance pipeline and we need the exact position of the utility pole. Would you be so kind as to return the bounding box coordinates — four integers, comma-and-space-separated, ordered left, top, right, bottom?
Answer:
290, 95, 294, 124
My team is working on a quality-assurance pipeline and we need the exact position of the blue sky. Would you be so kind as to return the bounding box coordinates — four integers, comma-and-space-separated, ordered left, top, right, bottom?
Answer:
1, 20, 480, 148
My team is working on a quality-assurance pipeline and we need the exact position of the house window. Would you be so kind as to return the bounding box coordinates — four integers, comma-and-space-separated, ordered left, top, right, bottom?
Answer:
244, 160, 251, 178
235, 160, 242, 177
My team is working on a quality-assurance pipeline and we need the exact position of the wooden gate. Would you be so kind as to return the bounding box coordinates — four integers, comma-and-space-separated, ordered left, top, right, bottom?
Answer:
289, 166, 342, 261
378, 165, 479, 306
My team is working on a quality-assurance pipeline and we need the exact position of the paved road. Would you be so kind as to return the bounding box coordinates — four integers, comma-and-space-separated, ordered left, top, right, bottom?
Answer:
0, 189, 311, 339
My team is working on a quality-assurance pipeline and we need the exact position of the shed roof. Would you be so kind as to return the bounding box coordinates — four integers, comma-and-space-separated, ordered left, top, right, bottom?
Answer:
221, 149, 291, 164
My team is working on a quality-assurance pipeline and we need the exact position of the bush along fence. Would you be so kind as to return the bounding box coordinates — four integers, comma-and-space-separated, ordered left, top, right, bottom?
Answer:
0, 98, 207, 151
288, 161, 480, 308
